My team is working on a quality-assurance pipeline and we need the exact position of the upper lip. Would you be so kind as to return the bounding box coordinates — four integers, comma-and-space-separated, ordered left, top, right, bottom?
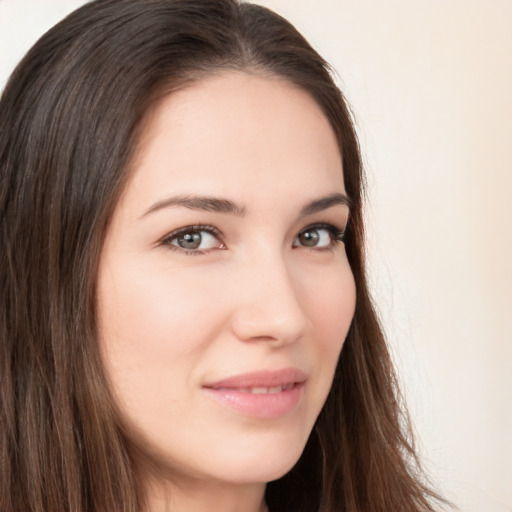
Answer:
203, 368, 307, 389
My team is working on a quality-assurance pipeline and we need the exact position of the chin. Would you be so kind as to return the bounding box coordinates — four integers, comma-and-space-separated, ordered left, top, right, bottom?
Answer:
208, 431, 309, 484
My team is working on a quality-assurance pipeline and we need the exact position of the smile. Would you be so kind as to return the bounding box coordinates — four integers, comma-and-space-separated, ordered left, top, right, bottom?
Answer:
203, 368, 307, 419
236, 384, 294, 394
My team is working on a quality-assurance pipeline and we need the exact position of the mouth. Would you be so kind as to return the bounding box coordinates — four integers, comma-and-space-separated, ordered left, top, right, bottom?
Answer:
203, 368, 307, 419
231, 383, 295, 394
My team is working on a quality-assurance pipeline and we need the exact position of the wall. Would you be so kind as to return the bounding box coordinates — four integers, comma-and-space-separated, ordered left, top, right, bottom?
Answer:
1, 1, 511, 510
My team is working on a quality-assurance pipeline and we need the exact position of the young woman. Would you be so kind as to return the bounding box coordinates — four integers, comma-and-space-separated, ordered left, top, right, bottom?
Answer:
0, 1, 445, 511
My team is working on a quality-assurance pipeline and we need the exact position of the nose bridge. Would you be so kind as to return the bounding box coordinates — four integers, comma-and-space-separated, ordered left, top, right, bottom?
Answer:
231, 246, 307, 344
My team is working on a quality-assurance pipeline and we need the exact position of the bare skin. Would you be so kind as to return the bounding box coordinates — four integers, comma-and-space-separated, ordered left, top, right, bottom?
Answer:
97, 71, 356, 512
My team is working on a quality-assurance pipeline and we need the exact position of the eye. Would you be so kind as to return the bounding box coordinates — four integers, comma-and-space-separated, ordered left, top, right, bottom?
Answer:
161, 225, 224, 254
293, 224, 345, 249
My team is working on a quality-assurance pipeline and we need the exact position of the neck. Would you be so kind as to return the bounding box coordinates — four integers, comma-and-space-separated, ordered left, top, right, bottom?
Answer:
144, 478, 268, 512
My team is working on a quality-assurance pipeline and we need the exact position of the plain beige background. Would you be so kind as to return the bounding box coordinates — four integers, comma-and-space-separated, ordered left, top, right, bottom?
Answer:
1, 1, 511, 510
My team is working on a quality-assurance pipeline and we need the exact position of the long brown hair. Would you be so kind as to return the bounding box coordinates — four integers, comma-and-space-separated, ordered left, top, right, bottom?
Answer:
0, 1, 445, 510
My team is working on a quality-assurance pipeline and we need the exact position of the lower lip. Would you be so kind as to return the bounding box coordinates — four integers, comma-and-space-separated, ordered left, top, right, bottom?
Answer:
203, 383, 305, 419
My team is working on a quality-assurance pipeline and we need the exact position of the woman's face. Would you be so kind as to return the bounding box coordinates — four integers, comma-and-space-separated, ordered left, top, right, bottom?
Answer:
97, 72, 356, 487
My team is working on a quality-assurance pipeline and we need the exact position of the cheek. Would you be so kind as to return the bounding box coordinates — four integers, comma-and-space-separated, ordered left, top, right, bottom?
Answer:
303, 264, 356, 398
96, 258, 240, 455
96, 256, 228, 406
307, 263, 356, 347
98, 257, 220, 350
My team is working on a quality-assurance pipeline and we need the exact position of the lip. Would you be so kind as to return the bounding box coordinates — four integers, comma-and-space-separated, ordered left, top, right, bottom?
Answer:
203, 368, 307, 419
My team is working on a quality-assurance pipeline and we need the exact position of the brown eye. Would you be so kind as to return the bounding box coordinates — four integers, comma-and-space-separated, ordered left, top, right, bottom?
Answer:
293, 224, 344, 249
297, 229, 320, 247
174, 232, 202, 250
165, 227, 223, 252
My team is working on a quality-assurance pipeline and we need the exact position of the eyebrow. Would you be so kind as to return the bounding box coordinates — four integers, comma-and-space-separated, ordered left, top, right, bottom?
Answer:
299, 192, 352, 216
141, 195, 247, 218
141, 192, 351, 219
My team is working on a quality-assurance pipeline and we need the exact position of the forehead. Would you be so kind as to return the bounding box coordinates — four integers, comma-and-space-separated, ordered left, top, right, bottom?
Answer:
124, 71, 344, 211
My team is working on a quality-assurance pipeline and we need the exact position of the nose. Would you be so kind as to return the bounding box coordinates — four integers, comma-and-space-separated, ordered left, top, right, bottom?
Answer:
230, 252, 307, 346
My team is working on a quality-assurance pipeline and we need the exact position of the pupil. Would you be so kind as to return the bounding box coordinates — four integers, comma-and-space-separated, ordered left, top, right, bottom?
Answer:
300, 230, 319, 246
179, 232, 201, 249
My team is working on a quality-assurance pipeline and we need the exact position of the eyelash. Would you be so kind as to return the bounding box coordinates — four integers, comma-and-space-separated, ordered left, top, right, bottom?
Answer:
159, 222, 346, 256
160, 224, 223, 256
295, 222, 346, 251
